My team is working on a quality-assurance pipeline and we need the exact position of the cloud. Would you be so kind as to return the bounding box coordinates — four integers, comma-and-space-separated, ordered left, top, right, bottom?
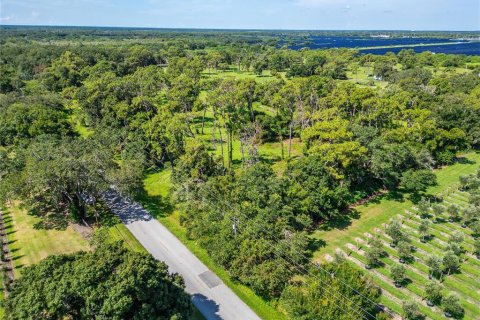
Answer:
0, 15, 14, 21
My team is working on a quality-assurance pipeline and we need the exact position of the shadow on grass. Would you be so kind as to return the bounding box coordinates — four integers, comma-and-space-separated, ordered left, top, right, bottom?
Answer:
135, 188, 174, 220
455, 156, 476, 165
307, 238, 326, 252
32, 214, 69, 231
11, 254, 24, 261
319, 209, 361, 232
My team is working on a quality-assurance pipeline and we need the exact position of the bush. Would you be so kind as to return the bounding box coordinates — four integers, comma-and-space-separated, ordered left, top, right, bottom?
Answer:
391, 263, 406, 286
424, 281, 443, 305
442, 293, 464, 318
403, 300, 423, 320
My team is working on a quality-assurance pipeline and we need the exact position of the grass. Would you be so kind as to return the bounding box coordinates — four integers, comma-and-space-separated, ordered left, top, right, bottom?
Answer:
312, 152, 480, 319
139, 169, 286, 320
3, 201, 90, 278
67, 100, 94, 138
107, 223, 147, 253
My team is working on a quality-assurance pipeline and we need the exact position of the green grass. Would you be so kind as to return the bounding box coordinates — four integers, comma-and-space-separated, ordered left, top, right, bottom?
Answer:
138, 170, 286, 320
4, 202, 90, 278
68, 100, 94, 138
312, 152, 480, 319
108, 223, 147, 253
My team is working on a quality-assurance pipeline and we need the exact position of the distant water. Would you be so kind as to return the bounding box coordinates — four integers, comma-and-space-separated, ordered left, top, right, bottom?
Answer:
287, 36, 480, 55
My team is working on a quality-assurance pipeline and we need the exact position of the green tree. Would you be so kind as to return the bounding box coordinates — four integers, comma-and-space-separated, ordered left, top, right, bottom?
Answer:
447, 204, 460, 221
402, 300, 423, 320
417, 198, 431, 218
280, 261, 381, 320
443, 250, 460, 275
397, 241, 412, 262
426, 255, 442, 279
5, 242, 192, 320
441, 293, 464, 318
418, 219, 431, 242
432, 203, 446, 222
399, 169, 437, 194
473, 238, 480, 257
386, 220, 405, 245
391, 263, 406, 286
285, 155, 349, 220
424, 281, 443, 305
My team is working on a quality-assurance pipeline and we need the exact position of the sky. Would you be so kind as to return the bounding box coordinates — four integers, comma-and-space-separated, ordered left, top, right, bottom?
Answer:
0, 0, 479, 31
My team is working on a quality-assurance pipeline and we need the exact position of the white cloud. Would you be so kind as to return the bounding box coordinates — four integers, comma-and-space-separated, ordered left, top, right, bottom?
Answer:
0, 15, 14, 21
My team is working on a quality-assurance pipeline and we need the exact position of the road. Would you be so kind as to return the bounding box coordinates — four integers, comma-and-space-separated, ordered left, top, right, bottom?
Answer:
103, 190, 260, 320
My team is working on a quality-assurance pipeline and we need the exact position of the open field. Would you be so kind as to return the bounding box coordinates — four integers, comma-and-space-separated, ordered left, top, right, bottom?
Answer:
3, 202, 90, 277
312, 153, 480, 319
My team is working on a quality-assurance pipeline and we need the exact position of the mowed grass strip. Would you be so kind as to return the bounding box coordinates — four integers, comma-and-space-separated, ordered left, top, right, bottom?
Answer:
108, 223, 147, 254
4, 202, 89, 277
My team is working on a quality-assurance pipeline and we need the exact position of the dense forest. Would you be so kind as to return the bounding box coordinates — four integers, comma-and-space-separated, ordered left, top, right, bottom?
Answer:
1, 27, 480, 319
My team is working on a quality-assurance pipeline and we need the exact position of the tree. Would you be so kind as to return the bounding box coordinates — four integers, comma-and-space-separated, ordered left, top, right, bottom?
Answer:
447, 204, 460, 221
449, 231, 464, 244
399, 169, 437, 194
285, 155, 349, 220
418, 219, 431, 242
432, 204, 446, 222
365, 246, 382, 268
171, 140, 225, 206
427, 255, 443, 279
302, 116, 367, 180
417, 198, 431, 218
402, 300, 423, 320
391, 263, 406, 286
424, 281, 443, 306
5, 242, 192, 319
441, 293, 464, 318
397, 241, 412, 263
470, 220, 480, 236
3, 136, 117, 220
280, 261, 381, 320
386, 220, 405, 245
473, 238, 480, 257
443, 250, 460, 275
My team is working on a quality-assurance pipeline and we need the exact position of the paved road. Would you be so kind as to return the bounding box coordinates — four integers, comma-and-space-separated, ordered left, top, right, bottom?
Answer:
103, 190, 260, 320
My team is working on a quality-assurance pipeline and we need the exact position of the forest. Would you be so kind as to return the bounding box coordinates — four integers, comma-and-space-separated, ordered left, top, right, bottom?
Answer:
0, 27, 480, 319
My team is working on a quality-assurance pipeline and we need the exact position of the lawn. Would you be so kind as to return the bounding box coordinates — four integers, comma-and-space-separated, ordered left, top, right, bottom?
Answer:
311, 152, 480, 319
3, 202, 90, 277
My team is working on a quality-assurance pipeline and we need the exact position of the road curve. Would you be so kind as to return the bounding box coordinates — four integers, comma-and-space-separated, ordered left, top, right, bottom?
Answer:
103, 190, 260, 320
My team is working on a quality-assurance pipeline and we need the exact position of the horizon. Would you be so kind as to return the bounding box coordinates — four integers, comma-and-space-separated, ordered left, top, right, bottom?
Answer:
1, 24, 479, 33
1, 0, 479, 31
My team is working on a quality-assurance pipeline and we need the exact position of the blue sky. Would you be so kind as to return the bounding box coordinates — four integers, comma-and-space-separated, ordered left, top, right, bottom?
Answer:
1, 0, 479, 30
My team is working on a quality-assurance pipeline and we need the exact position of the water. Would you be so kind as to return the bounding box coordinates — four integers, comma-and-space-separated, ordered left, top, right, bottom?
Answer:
287, 36, 480, 55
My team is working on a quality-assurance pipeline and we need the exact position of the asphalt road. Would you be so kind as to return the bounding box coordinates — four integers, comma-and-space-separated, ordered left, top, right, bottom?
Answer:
103, 190, 260, 320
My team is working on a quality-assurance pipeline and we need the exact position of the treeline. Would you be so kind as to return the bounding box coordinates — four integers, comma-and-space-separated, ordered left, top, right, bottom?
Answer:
1, 32, 480, 319
1, 26, 478, 43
